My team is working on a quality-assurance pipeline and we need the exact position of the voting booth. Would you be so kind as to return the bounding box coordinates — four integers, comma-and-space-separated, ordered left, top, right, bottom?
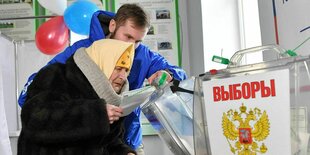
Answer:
0, 33, 53, 155
142, 45, 310, 155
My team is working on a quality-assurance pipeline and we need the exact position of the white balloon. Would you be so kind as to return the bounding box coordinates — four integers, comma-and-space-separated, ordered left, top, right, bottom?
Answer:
38, 0, 67, 15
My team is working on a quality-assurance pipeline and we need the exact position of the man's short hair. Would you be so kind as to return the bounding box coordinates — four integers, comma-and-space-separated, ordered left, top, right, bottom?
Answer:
114, 3, 150, 29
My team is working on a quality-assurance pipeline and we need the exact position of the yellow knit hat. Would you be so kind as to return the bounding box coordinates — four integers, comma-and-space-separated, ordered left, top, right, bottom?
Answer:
85, 39, 135, 79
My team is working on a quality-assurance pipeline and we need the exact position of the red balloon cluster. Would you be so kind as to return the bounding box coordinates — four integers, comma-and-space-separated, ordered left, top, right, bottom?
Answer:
35, 16, 69, 55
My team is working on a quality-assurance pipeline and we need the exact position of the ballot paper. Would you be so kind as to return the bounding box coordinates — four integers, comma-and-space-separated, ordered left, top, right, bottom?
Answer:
120, 86, 156, 116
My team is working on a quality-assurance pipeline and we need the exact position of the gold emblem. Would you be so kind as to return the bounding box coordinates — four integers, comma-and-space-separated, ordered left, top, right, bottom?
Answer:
222, 104, 270, 155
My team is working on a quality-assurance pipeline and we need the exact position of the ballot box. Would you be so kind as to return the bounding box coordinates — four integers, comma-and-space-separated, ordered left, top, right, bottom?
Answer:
193, 45, 310, 155
141, 77, 196, 155
142, 45, 310, 155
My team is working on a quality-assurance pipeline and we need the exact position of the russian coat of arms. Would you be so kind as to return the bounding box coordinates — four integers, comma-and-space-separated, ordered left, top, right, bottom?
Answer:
222, 104, 270, 155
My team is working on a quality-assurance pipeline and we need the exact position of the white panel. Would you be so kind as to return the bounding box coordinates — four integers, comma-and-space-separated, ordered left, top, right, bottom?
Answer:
0, 35, 53, 155
16, 41, 53, 93
201, 0, 241, 71
0, 35, 18, 134
0, 66, 12, 155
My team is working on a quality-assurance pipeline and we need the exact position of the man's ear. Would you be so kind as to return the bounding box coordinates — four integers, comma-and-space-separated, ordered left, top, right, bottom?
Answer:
109, 19, 116, 33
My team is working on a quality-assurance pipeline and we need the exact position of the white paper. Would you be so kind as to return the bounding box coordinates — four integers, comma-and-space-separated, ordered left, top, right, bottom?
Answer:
202, 69, 291, 155
120, 86, 156, 116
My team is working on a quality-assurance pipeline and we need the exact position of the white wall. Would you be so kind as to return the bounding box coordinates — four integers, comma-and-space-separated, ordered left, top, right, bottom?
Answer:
0, 35, 19, 155
258, 1, 278, 61
200, 0, 264, 71
182, 0, 204, 76
201, 0, 241, 71
0, 62, 12, 155
178, 0, 191, 76
258, 0, 310, 60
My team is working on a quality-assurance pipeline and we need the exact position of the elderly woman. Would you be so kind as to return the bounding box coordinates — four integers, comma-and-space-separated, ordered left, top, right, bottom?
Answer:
18, 39, 136, 155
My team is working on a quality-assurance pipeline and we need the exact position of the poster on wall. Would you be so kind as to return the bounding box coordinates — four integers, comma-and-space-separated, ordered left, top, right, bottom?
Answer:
112, 0, 181, 66
0, 0, 107, 41
0, 0, 35, 41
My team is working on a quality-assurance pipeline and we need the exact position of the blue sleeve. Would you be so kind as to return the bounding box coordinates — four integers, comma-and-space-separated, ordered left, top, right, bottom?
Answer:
146, 46, 187, 81
18, 73, 36, 107
18, 39, 92, 107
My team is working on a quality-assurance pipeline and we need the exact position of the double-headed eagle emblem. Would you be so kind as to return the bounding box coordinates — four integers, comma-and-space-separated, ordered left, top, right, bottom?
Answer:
222, 104, 270, 155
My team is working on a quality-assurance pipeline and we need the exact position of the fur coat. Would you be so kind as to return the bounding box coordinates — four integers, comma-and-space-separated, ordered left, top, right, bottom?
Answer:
17, 48, 136, 155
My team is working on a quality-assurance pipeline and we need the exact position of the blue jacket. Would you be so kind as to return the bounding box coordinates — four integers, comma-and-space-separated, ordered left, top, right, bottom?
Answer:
18, 10, 187, 149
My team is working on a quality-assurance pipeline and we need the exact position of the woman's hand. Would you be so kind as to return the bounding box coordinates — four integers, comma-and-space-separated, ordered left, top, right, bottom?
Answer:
106, 104, 123, 124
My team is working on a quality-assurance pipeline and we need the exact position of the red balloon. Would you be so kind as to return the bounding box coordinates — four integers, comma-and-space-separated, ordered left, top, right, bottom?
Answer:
35, 16, 69, 55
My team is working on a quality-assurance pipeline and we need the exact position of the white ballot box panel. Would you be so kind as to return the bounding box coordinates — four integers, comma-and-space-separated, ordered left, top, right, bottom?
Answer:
194, 55, 310, 155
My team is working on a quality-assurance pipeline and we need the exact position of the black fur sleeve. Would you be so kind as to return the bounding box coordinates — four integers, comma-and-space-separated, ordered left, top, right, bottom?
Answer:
21, 63, 110, 145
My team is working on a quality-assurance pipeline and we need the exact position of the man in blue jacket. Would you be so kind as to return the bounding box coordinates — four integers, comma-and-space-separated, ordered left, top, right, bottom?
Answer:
18, 3, 186, 154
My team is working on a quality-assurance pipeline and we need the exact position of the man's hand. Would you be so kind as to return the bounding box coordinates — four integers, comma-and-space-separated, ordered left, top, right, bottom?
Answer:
147, 70, 172, 85
106, 104, 123, 124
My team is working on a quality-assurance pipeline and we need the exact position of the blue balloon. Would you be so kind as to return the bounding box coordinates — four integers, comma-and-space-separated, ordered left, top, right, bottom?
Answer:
64, 0, 99, 35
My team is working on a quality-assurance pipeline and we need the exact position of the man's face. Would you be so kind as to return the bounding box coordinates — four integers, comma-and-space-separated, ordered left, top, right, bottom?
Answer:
109, 66, 129, 94
109, 19, 148, 49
